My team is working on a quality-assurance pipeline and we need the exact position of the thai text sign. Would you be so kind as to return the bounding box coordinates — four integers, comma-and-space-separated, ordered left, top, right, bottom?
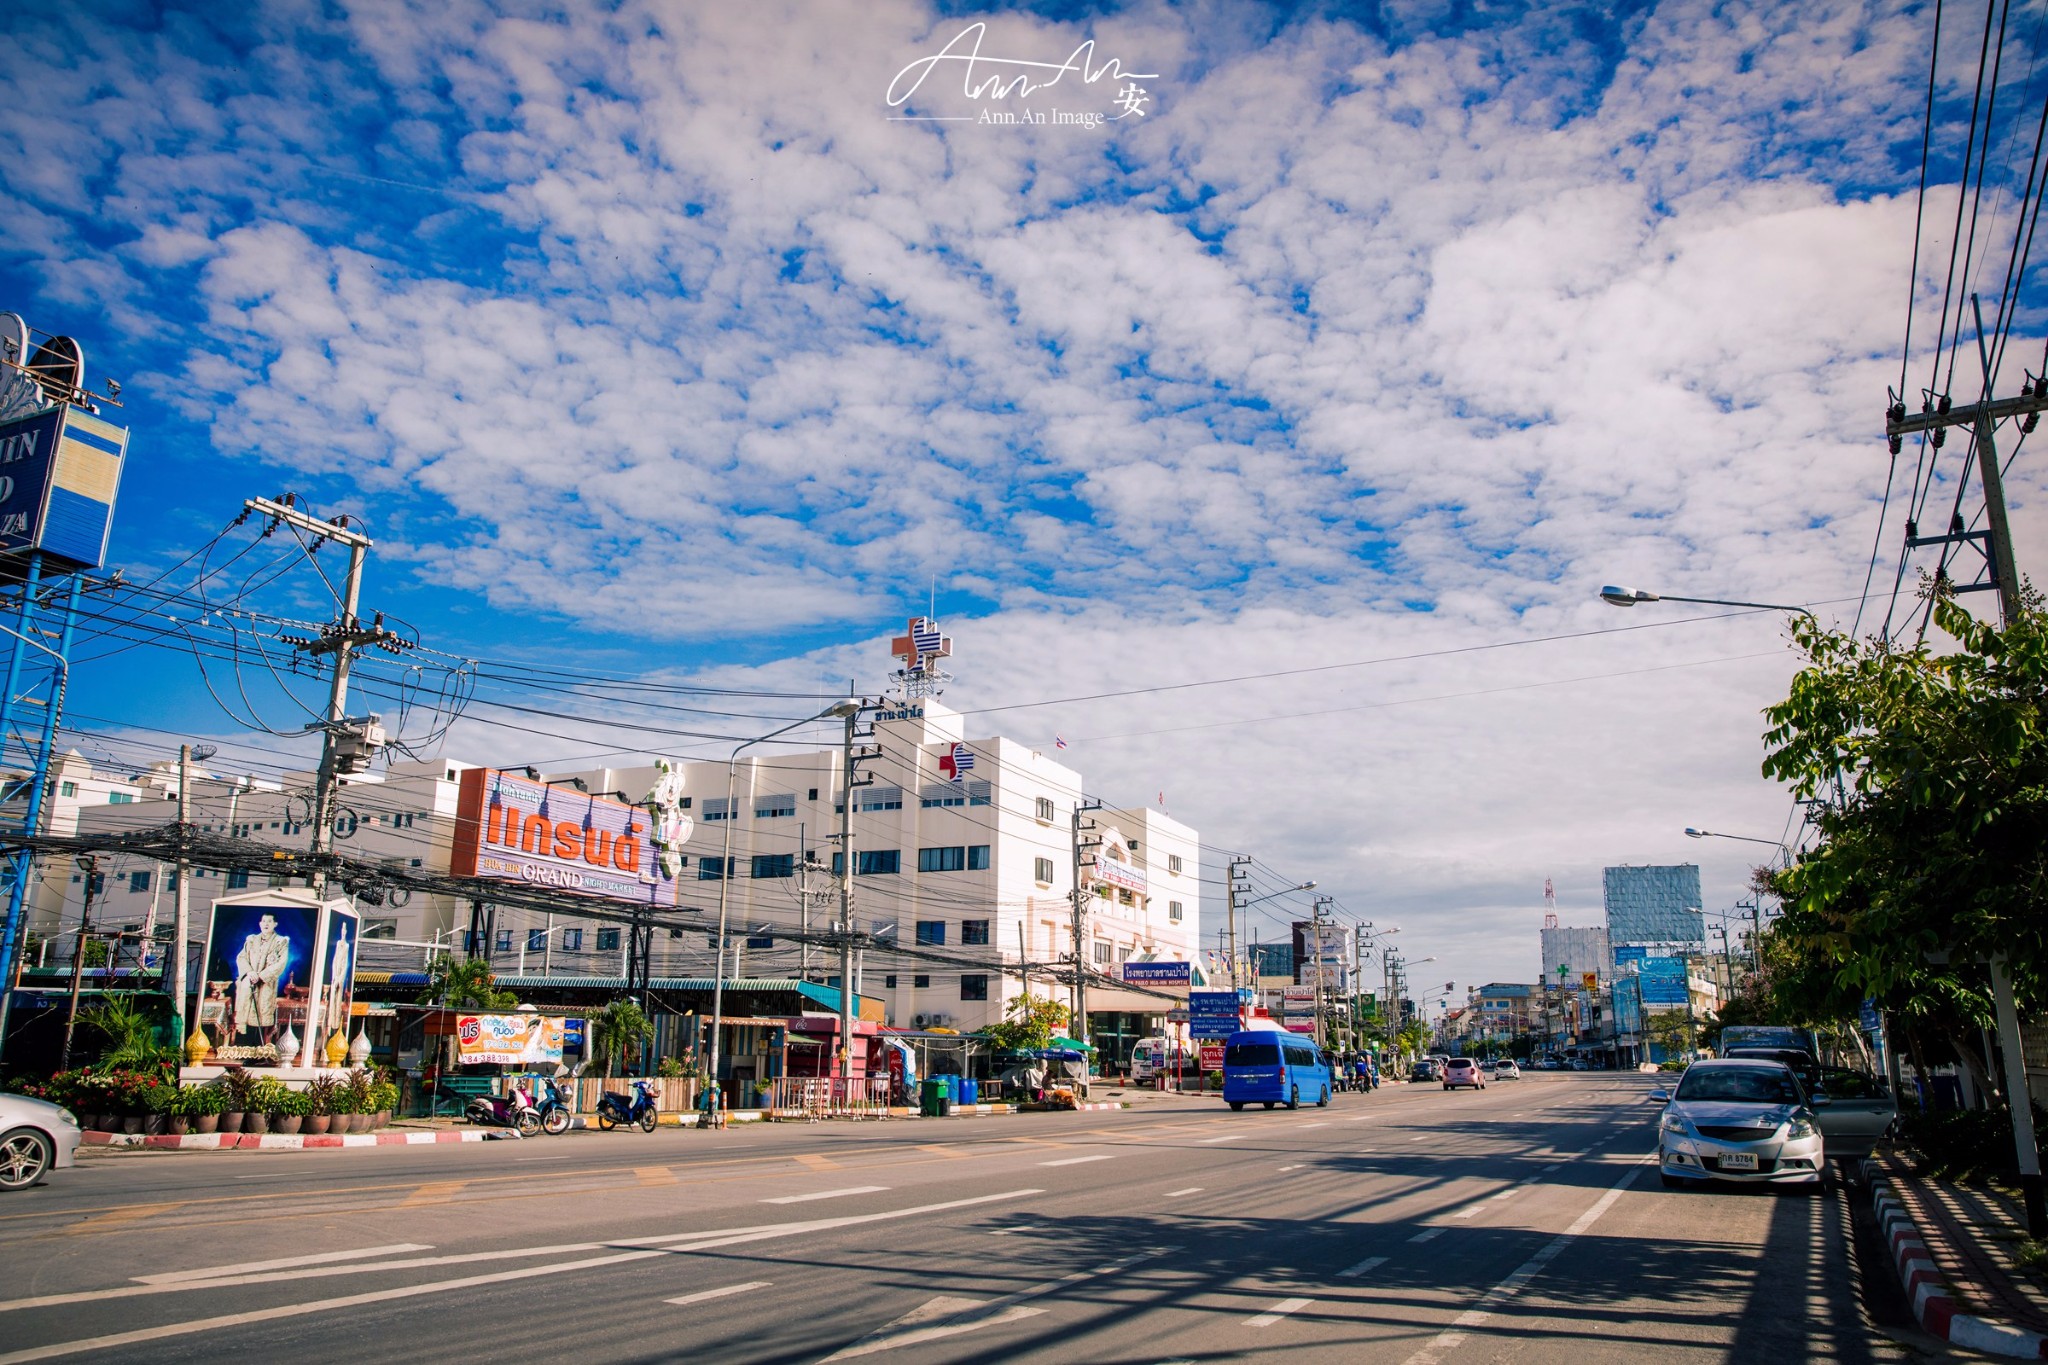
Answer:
1121, 960, 1190, 996
1188, 990, 1241, 1039
456, 1013, 566, 1066
451, 768, 679, 906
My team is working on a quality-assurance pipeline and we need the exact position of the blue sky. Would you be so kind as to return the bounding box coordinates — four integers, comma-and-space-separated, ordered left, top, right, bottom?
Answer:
1, 0, 2038, 988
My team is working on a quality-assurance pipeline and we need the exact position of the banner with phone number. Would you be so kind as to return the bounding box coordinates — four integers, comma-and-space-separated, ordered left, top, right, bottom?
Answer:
456, 1013, 565, 1065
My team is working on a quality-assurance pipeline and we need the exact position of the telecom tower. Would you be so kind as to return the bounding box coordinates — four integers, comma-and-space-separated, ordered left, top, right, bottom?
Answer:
0, 312, 130, 1052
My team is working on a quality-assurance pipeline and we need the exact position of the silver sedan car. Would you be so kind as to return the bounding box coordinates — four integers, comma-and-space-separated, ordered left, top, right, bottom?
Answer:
0, 1092, 82, 1192
1652, 1059, 1826, 1191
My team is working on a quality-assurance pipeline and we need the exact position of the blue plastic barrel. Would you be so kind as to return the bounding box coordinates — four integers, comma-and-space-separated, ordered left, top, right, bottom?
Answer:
959, 1079, 978, 1106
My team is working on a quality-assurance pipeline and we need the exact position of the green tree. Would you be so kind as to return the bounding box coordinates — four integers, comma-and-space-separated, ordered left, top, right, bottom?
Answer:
77, 993, 173, 1070
1760, 587, 2048, 1085
980, 994, 1070, 1052
593, 1000, 653, 1078
416, 956, 516, 1010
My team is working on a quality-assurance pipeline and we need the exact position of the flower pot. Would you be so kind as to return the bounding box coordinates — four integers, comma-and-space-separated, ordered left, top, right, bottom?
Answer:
272, 1115, 302, 1135
121, 1116, 143, 1135
194, 1113, 219, 1134
375, 1110, 391, 1129
218, 1111, 244, 1134
167, 1116, 190, 1136
304, 1115, 330, 1135
348, 1113, 371, 1134
144, 1114, 168, 1136
95, 1114, 121, 1132
243, 1112, 269, 1136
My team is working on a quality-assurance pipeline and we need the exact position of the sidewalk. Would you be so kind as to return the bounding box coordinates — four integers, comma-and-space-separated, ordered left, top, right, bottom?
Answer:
1868, 1149, 2048, 1357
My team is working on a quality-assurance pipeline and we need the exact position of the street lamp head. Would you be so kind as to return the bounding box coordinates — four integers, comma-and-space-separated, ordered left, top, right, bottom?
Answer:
1599, 585, 1657, 607
1297, 880, 1318, 891
1684, 827, 1707, 839
820, 699, 863, 720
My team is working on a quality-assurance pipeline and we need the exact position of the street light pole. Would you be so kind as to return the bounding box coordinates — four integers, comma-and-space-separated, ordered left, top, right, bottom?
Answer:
1599, 586, 1817, 622
708, 701, 861, 1109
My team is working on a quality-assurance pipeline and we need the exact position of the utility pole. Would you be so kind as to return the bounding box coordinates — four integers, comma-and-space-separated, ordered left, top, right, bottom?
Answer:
167, 744, 198, 1052
59, 856, 101, 1072
1310, 896, 1333, 1050
253, 496, 406, 893
1225, 857, 1250, 993
834, 701, 877, 1088
1068, 800, 1103, 1051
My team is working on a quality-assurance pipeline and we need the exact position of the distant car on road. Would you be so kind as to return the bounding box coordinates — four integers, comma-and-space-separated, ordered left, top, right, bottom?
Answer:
1442, 1058, 1485, 1091
0, 1093, 80, 1192
1493, 1059, 1521, 1079
1410, 1060, 1439, 1083
1652, 1059, 1825, 1191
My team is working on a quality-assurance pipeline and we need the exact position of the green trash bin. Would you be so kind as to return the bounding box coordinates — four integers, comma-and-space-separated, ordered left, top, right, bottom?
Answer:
920, 1079, 947, 1117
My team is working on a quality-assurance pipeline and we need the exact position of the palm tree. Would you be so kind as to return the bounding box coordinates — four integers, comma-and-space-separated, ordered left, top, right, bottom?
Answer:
593, 1000, 652, 1078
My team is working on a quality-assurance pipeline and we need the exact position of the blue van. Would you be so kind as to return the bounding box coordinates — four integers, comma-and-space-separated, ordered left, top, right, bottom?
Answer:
1222, 1029, 1334, 1110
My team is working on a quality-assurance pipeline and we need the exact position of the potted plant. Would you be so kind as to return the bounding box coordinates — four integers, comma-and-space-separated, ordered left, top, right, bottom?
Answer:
187, 1084, 222, 1134
245, 1078, 289, 1136
142, 1080, 177, 1136
216, 1068, 256, 1134
304, 1076, 340, 1135
163, 1086, 192, 1137
342, 1068, 374, 1133
270, 1087, 308, 1135
370, 1080, 398, 1127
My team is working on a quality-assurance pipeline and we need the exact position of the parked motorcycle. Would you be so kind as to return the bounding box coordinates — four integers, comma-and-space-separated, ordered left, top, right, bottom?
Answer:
465, 1080, 541, 1137
536, 1074, 575, 1136
595, 1079, 659, 1133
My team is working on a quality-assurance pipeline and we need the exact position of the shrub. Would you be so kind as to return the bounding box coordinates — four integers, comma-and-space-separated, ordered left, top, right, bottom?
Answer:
249, 1078, 292, 1114
215, 1067, 258, 1112
270, 1089, 310, 1118
1897, 1105, 2048, 1181
305, 1076, 342, 1116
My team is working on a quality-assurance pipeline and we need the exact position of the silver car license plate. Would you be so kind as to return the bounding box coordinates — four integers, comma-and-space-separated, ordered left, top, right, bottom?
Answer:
1720, 1151, 1758, 1171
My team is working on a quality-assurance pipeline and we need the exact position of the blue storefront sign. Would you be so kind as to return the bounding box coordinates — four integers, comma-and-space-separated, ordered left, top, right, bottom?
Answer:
1638, 955, 1689, 1007
1188, 990, 1241, 1039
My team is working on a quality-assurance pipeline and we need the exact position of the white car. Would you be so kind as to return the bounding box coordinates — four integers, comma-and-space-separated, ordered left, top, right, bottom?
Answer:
1493, 1059, 1521, 1079
1652, 1060, 1825, 1191
0, 1092, 81, 1192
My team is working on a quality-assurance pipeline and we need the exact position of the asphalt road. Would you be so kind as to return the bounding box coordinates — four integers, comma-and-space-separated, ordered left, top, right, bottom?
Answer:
0, 1074, 1926, 1363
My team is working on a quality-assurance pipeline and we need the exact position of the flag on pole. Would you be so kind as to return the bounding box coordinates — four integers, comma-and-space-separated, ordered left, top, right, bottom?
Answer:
1055, 735, 1067, 750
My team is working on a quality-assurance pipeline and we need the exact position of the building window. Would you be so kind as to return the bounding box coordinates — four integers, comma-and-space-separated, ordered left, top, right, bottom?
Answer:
521, 929, 543, 952
913, 974, 930, 989
128, 870, 151, 893
679, 796, 691, 809
961, 974, 989, 1001
1034, 857, 1055, 884
755, 795, 796, 818
967, 781, 992, 807
1168, 854, 1183, 874
563, 928, 583, 951
917, 846, 966, 873
920, 786, 965, 808
703, 798, 736, 821
751, 853, 794, 879
856, 786, 904, 812
968, 845, 989, 870
699, 856, 728, 880
364, 918, 397, 939
1169, 900, 1184, 923
808, 787, 819, 801
884, 974, 898, 988
915, 920, 946, 945
596, 928, 621, 952
1120, 944, 1134, 962
108, 792, 135, 805
1119, 888, 1136, 905
747, 930, 774, 948
857, 849, 901, 876
1035, 796, 1055, 821
463, 931, 482, 953
1128, 840, 1140, 853
962, 919, 990, 946
831, 851, 844, 875
226, 869, 249, 890
495, 930, 513, 953
1093, 941, 1112, 964
59, 781, 76, 797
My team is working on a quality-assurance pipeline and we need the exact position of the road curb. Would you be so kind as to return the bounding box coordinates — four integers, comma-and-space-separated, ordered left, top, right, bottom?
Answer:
81, 1128, 496, 1151
1865, 1158, 2048, 1359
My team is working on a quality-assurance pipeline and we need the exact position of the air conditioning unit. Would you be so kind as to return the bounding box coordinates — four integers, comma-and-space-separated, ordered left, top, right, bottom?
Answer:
931, 1013, 951, 1028
913, 1013, 930, 1028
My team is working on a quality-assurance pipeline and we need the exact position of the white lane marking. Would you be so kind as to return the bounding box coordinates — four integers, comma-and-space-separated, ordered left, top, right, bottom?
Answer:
1298, 1122, 1329, 1130
763, 1186, 890, 1204
1409, 1228, 1445, 1243
1541, 1163, 1562, 1172
0, 1188, 1045, 1319
1337, 1256, 1387, 1279
1489, 1187, 1523, 1201
821, 1247, 1173, 1361
1409, 1136, 1426, 1142
665, 1281, 770, 1306
1401, 1157, 1649, 1365
135, 1245, 432, 1284
1197, 1135, 1245, 1144
1164, 1188, 1203, 1197
1040, 1155, 1115, 1167
1345, 1116, 1371, 1122
1451, 1206, 1483, 1219
1277, 1165, 1302, 1172
1246, 1296, 1314, 1327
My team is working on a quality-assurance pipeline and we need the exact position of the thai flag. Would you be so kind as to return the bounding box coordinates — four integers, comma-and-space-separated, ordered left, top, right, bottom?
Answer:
939, 742, 975, 781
